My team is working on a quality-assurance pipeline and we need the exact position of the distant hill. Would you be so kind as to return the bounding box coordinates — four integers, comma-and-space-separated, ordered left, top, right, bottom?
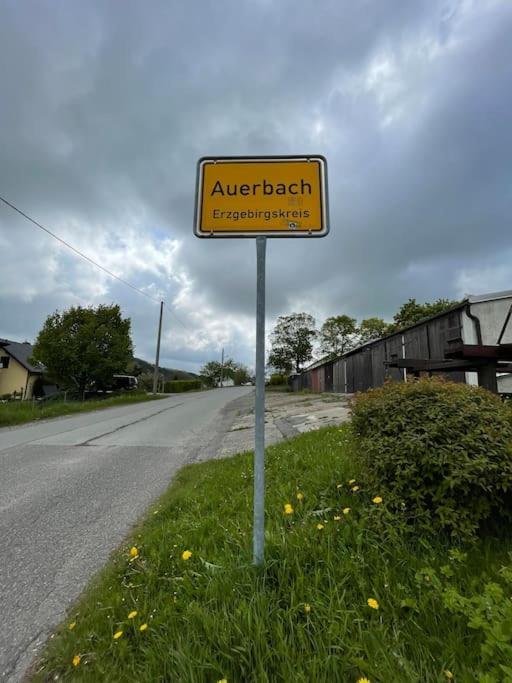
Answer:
130, 357, 199, 381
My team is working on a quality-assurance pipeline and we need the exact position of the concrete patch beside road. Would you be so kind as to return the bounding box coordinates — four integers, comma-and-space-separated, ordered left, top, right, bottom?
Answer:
218, 391, 352, 457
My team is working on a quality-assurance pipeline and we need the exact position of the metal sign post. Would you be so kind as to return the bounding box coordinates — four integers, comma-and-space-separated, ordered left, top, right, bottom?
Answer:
194, 155, 329, 567
253, 236, 266, 565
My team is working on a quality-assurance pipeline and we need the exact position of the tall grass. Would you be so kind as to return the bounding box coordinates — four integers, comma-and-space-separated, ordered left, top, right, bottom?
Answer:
33, 426, 512, 682
0, 393, 165, 428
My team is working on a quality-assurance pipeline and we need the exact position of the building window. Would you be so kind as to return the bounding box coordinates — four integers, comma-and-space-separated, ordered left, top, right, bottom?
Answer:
0, 356, 10, 369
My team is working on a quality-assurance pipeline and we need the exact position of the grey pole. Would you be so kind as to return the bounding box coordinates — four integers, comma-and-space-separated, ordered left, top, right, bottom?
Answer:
219, 347, 224, 388
152, 301, 164, 394
253, 236, 267, 566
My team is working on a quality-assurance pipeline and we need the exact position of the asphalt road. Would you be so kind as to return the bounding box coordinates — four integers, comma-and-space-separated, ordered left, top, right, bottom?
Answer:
0, 387, 252, 682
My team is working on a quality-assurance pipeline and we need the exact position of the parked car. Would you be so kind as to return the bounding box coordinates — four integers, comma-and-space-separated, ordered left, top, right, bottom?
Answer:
112, 375, 138, 390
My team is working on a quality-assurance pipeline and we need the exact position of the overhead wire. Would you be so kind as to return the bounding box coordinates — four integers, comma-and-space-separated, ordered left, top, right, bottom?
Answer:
0, 194, 196, 335
0, 194, 161, 304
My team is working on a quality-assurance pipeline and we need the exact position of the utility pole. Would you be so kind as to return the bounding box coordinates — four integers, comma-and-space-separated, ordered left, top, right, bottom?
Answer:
219, 347, 224, 388
152, 301, 164, 394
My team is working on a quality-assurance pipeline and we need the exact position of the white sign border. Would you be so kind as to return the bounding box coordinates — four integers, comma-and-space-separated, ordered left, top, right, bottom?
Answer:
194, 155, 329, 239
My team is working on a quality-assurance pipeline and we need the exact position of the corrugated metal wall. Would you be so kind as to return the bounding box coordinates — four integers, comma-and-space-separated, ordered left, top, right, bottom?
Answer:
311, 368, 320, 392
347, 350, 373, 392
403, 324, 429, 359
324, 362, 334, 392
311, 367, 326, 392
384, 336, 404, 382
371, 343, 387, 387
333, 359, 345, 392
426, 311, 465, 383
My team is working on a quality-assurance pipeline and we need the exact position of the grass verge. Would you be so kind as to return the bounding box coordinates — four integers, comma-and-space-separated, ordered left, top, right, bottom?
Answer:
0, 392, 166, 428
33, 426, 512, 682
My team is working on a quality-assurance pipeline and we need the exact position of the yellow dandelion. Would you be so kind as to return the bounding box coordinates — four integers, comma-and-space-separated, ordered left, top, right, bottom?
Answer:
217, 679, 228, 683
316, 523, 324, 530
284, 503, 294, 515
348, 479, 356, 485
139, 623, 148, 631
182, 550, 192, 561
128, 610, 138, 619
334, 515, 341, 521
343, 507, 351, 515
372, 496, 383, 504
68, 621, 76, 630
113, 630, 123, 639
367, 598, 379, 610
304, 603, 311, 613
352, 485, 360, 492
129, 546, 139, 559
444, 672, 454, 680
296, 492, 304, 501
356, 678, 371, 683
336, 484, 342, 489
72, 654, 81, 667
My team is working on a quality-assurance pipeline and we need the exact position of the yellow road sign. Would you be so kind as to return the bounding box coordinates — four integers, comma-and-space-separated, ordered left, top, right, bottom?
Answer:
194, 156, 329, 237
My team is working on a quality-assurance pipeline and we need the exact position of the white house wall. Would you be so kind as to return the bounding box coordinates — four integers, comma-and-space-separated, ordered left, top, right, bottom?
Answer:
469, 297, 512, 345
498, 374, 512, 393
463, 295, 512, 386
461, 309, 478, 385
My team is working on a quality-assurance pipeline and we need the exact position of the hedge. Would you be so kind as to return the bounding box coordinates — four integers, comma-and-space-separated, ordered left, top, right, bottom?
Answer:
163, 380, 202, 393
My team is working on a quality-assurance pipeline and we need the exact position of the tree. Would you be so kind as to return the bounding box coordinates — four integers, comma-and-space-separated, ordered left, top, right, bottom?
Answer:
392, 298, 460, 330
200, 359, 235, 387
319, 315, 357, 357
359, 317, 390, 344
267, 346, 293, 375
32, 304, 132, 398
135, 371, 156, 392
232, 363, 251, 386
268, 313, 316, 373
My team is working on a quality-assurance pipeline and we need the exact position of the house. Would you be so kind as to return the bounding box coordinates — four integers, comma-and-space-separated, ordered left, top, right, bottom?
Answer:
0, 339, 44, 399
291, 289, 512, 395
218, 377, 235, 387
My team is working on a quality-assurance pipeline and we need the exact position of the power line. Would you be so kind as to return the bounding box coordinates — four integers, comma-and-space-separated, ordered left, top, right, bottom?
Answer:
0, 194, 202, 337
0, 194, 161, 304
161, 301, 193, 333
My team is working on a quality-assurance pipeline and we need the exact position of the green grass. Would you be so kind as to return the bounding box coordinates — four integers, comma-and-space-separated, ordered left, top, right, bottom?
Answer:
0, 392, 166, 428
33, 426, 512, 682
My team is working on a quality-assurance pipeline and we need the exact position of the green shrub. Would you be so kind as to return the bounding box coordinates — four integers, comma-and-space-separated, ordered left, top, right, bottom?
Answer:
163, 379, 202, 393
442, 566, 512, 682
351, 378, 512, 539
269, 373, 287, 385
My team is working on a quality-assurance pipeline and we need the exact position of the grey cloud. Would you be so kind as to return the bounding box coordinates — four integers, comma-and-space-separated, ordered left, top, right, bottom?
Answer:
1, 0, 511, 372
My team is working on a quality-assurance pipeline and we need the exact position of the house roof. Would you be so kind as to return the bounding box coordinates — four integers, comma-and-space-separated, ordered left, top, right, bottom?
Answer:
467, 289, 512, 304
301, 355, 333, 372
0, 339, 44, 374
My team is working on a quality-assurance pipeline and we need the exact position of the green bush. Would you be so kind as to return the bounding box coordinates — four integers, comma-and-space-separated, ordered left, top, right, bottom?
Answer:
163, 379, 202, 393
351, 378, 512, 539
443, 565, 512, 682
269, 373, 287, 385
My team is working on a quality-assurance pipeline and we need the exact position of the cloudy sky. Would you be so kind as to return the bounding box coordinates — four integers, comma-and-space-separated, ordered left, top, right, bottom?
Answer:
1, 0, 511, 373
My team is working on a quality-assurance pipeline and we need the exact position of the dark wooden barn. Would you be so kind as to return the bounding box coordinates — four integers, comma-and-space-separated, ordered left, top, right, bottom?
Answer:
290, 290, 512, 395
